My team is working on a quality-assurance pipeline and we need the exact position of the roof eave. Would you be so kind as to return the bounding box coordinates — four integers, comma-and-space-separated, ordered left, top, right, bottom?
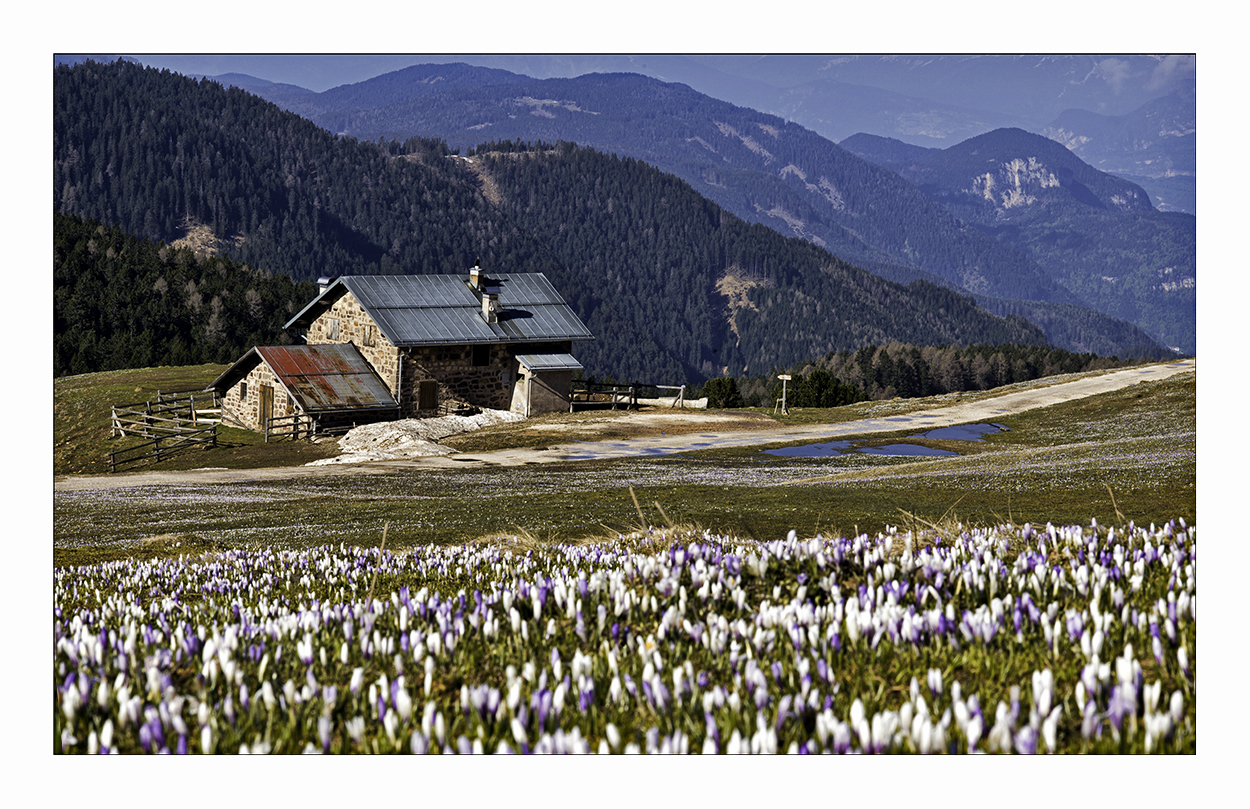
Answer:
205, 347, 262, 392
283, 278, 348, 330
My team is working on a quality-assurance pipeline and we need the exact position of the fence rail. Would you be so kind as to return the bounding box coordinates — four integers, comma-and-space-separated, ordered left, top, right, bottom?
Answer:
108, 426, 218, 472
569, 381, 690, 411
112, 390, 221, 437
265, 413, 317, 442
108, 390, 220, 471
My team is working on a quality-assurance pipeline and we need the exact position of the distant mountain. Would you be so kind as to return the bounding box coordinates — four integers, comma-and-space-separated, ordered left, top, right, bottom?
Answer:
58, 59, 1148, 385
245, 64, 1083, 306
137, 53, 1194, 215
836, 134, 938, 172
1042, 89, 1196, 213
843, 128, 1194, 353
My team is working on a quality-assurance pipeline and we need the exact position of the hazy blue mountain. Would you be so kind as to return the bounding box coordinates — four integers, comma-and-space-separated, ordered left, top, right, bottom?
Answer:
244, 64, 1082, 308
836, 134, 939, 173
1042, 89, 1196, 213
843, 128, 1194, 353
130, 53, 1196, 215
58, 60, 1162, 386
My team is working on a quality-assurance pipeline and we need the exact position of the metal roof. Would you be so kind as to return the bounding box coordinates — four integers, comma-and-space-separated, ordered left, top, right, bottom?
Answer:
208, 344, 399, 415
516, 352, 584, 372
256, 345, 399, 414
284, 273, 595, 347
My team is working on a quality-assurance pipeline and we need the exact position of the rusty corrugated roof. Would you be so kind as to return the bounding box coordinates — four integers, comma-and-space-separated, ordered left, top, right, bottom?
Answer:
255, 344, 399, 414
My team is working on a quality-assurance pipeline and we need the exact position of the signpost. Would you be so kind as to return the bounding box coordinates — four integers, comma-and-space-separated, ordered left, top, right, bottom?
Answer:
776, 374, 791, 415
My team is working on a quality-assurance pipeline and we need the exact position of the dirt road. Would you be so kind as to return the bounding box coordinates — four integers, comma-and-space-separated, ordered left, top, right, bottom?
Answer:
54, 358, 1194, 492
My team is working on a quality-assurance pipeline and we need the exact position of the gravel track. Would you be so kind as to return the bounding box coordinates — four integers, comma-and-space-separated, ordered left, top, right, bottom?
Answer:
53, 358, 1194, 492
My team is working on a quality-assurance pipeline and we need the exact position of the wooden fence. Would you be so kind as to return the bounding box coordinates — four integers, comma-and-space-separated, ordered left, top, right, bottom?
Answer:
108, 389, 220, 471
111, 389, 221, 437
569, 381, 689, 411
264, 413, 317, 442
108, 425, 218, 472
570, 381, 642, 411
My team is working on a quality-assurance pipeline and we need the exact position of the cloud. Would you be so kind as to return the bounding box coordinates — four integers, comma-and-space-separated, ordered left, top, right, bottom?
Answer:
1147, 55, 1196, 91
1095, 57, 1134, 93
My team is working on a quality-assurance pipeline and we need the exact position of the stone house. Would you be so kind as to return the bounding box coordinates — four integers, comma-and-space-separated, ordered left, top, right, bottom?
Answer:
210, 265, 593, 432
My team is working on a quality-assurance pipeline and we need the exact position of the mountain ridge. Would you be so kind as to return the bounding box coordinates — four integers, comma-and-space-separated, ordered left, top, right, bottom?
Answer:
52, 60, 1169, 386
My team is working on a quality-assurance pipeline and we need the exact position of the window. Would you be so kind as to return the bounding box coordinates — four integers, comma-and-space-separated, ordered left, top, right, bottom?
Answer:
240, 382, 248, 399
328, 317, 340, 340
472, 344, 490, 366
363, 325, 375, 347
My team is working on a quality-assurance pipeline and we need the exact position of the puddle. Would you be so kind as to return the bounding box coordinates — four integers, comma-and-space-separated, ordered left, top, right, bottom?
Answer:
763, 441, 854, 458
908, 423, 1008, 441
763, 422, 1008, 459
856, 444, 959, 457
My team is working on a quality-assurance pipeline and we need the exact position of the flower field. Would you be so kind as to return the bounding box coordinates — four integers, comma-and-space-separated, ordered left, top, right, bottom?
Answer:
53, 517, 1196, 754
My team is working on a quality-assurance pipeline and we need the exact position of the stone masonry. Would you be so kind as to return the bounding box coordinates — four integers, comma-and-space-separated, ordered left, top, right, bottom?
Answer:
302, 290, 564, 417
220, 361, 295, 431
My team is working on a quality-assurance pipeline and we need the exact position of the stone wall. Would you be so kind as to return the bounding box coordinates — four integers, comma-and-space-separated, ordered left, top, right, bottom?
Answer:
302, 291, 577, 417
220, 362, 295, 431
398, 344, 517, 417
304, 292, 401, 396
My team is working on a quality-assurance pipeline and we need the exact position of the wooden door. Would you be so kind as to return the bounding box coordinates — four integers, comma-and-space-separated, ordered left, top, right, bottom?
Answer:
418, 380, 437, 411
259, 384, 274, 427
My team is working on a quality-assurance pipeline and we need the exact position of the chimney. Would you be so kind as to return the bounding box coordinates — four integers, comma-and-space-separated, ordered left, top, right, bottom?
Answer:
469, 259, 482, 289
482, 286, 500, 323
317, 276, 333, 295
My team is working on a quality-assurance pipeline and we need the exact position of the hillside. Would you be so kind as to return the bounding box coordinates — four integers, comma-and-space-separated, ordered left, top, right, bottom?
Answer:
1041, 88, 1196, 213
53, 212, 318, 376
53, 60, 1165, 384
53, 60, 558, 281
239, 63, 1180, 356
471, 142, 1059, 378
245, 64, 1079, 305
843, 128, 1195, 353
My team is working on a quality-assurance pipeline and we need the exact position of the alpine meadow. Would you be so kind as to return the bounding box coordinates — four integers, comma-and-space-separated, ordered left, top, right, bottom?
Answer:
52, 55, 1197, 760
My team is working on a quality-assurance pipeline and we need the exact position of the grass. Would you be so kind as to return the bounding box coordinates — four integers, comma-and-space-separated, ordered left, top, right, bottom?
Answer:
53, 364, 341, 476
51, 363, 1197, 755
53, 365, 1195, 569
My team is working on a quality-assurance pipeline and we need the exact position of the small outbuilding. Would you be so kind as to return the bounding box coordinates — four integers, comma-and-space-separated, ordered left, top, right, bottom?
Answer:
208, 343, 400, 433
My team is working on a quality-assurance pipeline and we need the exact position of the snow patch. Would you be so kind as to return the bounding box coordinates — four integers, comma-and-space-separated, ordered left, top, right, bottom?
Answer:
306, 409, 526, 465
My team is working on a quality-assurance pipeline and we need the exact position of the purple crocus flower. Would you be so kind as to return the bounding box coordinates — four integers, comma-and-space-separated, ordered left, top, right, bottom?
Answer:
775, 695, 793, 734
1013, 727, 1037, 755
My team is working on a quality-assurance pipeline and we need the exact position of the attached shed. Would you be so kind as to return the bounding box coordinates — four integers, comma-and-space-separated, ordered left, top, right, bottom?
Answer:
283, 266, 594, 418
208, 343, 400, 433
